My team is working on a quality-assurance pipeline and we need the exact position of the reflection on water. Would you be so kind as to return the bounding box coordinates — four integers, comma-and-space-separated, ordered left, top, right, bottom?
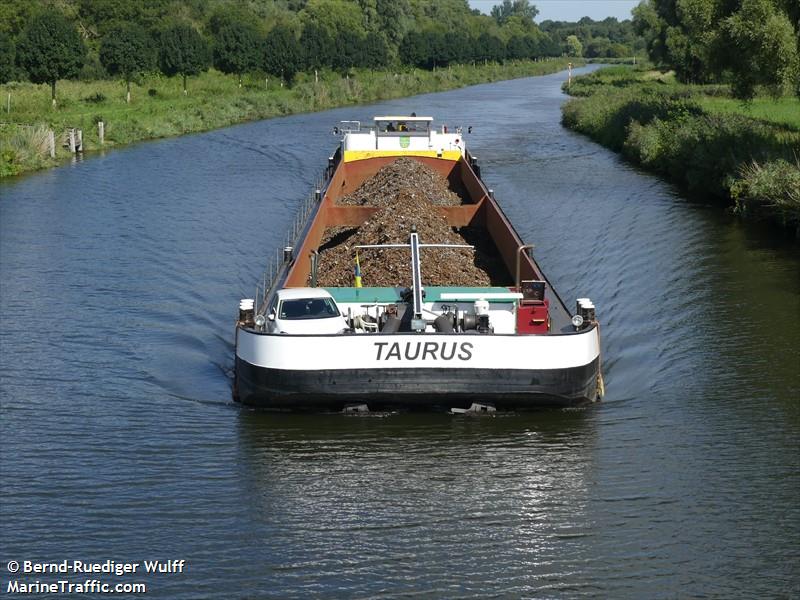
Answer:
1, 66, 798, 598
235, 412, 598, 597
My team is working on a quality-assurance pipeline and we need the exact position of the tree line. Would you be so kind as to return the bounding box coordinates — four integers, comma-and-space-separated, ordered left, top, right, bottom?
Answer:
540, 17, 645, 59
632, 0, 799, 99
0, 0, 642, 104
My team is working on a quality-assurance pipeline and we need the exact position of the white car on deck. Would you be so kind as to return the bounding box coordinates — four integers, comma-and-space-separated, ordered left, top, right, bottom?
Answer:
266, 288, 349, 335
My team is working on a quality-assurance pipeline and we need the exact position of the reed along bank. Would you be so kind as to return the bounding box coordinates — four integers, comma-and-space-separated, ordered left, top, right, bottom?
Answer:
560, 66, 800, 235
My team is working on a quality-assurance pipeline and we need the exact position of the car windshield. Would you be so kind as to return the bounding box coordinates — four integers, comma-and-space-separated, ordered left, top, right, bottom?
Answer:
279, 297, 340, 320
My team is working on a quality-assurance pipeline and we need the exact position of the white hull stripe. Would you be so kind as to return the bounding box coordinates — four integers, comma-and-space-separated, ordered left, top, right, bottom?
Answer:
236, 329, 600, 371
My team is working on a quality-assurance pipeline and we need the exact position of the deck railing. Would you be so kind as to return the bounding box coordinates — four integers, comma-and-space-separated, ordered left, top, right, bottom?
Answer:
254, 153, 340, 315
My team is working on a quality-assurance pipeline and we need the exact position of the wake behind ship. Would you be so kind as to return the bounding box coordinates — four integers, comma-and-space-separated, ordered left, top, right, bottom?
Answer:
234, 116, 603, 411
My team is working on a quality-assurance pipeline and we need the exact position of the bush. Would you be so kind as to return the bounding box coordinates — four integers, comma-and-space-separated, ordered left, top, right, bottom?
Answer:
1, 149, 19, 177
79, 53, 109, 81
84, 92, 106, 103
563, 66, 800, 231
562, 88, 703, 151
731, 160, 800, 229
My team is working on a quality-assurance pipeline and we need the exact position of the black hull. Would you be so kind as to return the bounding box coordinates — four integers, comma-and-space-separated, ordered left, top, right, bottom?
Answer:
234, 357, 600, 411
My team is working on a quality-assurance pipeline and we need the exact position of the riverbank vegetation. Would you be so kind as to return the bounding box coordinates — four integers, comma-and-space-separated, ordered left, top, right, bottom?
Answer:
0, 58, 579, 177
0, 0, 635, 178
562, 67, 800, 232
560, 0, 800, 234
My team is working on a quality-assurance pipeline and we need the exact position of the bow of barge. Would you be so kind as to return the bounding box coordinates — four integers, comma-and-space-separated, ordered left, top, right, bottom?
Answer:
234, 116, 603, 411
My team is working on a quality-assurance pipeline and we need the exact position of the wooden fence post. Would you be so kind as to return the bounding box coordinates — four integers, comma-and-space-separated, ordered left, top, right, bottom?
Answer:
98, 121, 104, 145
76, 129, 83, 152
68, 129, 76, 153
48, 130, 55, 158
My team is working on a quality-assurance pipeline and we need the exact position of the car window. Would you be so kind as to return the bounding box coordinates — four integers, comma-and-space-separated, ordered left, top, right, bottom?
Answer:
279, 298, 340, 320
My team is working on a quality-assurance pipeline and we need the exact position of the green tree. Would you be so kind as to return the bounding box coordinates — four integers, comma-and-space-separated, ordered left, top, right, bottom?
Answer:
425, 32, 447, 68
78, 0, 173, 36
666, 0, 717, 83
0, 0, 34, 36
300, 0, 363, 39
584, 37, 611, 58
212, 18, 262, 87
16, 10, 86, 106
99, 22, 155, 102
300, 22, 333, 71
331, 29, 365, 73
717, 0, 800, 98
357, 0, 380, 32
541, 15, 640, 58
519, 34, 543, 59
442, 31, 471, 65
540, 34, 562, 57
422, 0, 480, 32
632, 0, 669, 65
633, 0, 799, 98
376, 0, 412, 48
564, 34, 583, 56
501, 14, 538, 39
264, 25, 303, 83
0, 31, 15, 83
506, 35, 529, 60
360, 32, 390, 69
157, 23, 210, 94
399, 30, 431, 68
491, 0, 539, 25
475, 32, 505, 63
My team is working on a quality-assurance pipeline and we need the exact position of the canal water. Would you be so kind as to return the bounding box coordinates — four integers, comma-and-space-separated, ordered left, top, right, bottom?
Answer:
1, 67, 798, 598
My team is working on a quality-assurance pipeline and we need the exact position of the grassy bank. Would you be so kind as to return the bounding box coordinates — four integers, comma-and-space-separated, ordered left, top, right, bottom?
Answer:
1, 59, 580, 178
561, 66, 800, 233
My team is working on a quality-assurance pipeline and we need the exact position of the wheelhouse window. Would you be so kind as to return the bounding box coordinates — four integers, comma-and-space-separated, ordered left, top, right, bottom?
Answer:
375, 119, 431, 136
279, 298, 340, 320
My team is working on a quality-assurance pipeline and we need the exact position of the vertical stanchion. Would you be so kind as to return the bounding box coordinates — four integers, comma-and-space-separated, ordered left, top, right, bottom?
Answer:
98, 121, 105, 145
48, 130, 55, 158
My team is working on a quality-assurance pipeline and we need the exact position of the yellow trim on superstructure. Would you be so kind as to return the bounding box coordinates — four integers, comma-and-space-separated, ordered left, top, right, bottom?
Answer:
343, 150, 463, 162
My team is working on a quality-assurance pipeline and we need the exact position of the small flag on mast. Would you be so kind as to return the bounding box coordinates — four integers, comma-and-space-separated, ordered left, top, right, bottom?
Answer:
354, 250, 363, 288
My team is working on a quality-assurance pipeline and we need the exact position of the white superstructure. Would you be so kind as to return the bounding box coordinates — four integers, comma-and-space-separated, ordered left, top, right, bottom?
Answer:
340, 116, 466, 161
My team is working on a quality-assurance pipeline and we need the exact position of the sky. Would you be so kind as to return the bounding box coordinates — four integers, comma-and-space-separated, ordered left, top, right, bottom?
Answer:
468, 0, 640, 23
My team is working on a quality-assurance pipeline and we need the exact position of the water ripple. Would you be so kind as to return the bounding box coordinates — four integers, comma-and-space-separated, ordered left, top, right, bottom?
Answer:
1, 67, 799, 598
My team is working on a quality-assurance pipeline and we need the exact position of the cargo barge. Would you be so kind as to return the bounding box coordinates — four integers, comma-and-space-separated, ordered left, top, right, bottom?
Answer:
234, 116, 603, 411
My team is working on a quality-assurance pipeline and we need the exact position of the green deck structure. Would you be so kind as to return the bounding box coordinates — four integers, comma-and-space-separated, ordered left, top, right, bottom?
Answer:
325, 286, 515, 303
